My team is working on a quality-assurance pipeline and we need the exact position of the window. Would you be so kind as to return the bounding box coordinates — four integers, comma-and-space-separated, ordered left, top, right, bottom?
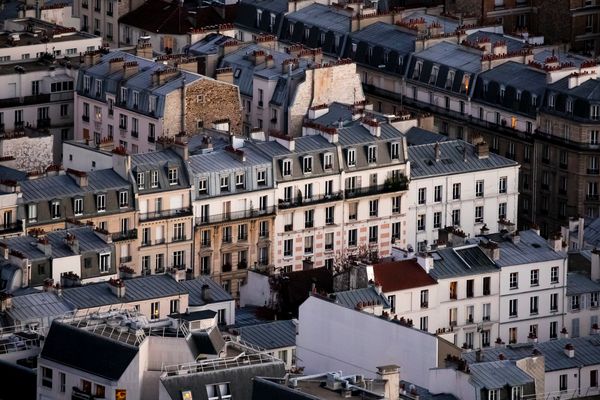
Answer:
420, 289, 429, 308
466, 280, 474, 298
369, 226, 378, 243
418, 188, 426, 204
551, 266, 559, 283
530, 269, 539, 286
59, 372, 65, 392
452, 183, 461, 199
392, 222, 401, 240
392, 196, 401, 214
449, 281, 457, 300
173, 223, 185, 241
304, 235, 314, 254
303, 156, 313, 173
257, 170, 266, 184
391, 143, 400, 160
151, 302, 160, 320
304, 209, 314, 228
368, 146, 377, 163
349, 202, 358, 220
551, 293, 558, 312
173, 250, 185, 268
559, 374, 568, 391
451, 209, 460, 226
74, 198, 83, 216
530, 296, 538, 314
417, 214, 426, 231
550, 321, 558, 339
198, 178, 207, 195
119, 191, 128, 208
206, 382, 231, 400
419, 316, 428, 331
348, 229, 357, 247
433, 212, 441, 229
592, 292, 599, 307
137, 172, 145, 189
168, 168, 178, 185
509, 299, 518, 317
498, 202, 507, 220
325, 232, 334, 251
475, 206, 484, 223
483, 303, 491, 321
284, 239, 293, 257
572, 295, 580, 310
220, 176, 229, 191
591, 130, 599, 145
304, 183, 313, 200
99, 253, 110, 273
41, 367, 52, 388
499, 177, 507, 193
591, 370, 598, 388
482, 276, 491, 296
325, 206, 334, 224
51, 200, 61, 219
369, 200, 378, 217
433, 185, 442, 202
347, 149, 356, 167
510, 272, 518, 289
282, 159, 292, 176
96, 194, 106, 212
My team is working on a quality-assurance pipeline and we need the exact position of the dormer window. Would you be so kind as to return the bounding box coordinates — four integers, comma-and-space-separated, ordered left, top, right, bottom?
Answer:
303, 156, 313, 173
548, 94, 555, 108
119, 191, 128, 207
566, 98, 573, 113
516, 90, 522, 101
445, 70, 455, 89
148, 96, 157, 114
323, 153, 333, 170
168, 168, 178, 185
151, 171, 159, 188
413, 61, 423, 79
198, 178, 207, 194
74, 198, 83, 216
347, 149, 356, 167
83, 76, 91, 92
500, 86, 506, 100
96, 194, 106, 212
120, 87, 127, 103
51, 200, 61, 219
461, 74, 470, 93
368, 145, 377, 163
532, 95, 538, 106
391, 142, 400, 160
132, 91, 139, 108
137, 172, 145, 189
257, 170, 266, 185
95, 79, 102, 96
282, 159, 292, 176
220, 176, 229, 191
592, 105, 600, 120
429, 66, 439, 84
235, 173, 245, 189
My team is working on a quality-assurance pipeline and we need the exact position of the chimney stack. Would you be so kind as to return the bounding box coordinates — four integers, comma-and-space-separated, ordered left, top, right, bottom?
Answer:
376, 365, 400, 400
475, 141, 489, 159
417, 252, 434, 273
109, 57, 125, 74
201, 283, 212, 302
109, 278, 126, 298
434, 142, 441, 161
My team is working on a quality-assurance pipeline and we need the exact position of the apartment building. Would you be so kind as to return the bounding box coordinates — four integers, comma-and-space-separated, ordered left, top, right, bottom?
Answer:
189, 135, 276, 298
407, 137, 519, 251
74, 50, 242, 153
72, 0, 144, 47
0, 181, 22, 239
112, 144, 194, 278
247, 102, 410, 271
19, 3, 80, 29
474, 229, 568, 344
0, 225, 116, 290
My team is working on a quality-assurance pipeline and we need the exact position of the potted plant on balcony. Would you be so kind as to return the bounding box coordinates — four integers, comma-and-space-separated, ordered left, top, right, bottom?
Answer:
593, 323, 600, 335
495, 337, 505, 348
561, 327, 569, 339
527, 332, 538, 343
119, 265, 135, 279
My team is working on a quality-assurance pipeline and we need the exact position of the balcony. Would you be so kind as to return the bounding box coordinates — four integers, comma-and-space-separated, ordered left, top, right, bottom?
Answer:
284, 224, 293, 232
345, 180, 408, 200
37, 118, 51, 129
148, 136, 155, 143
587, 194, 600, 201
71, 387, 95, 400
172, 235, 187, 242
0, 94, 52, 110
195, 206, 275, 226
238, 260, 248, 269
112, 229, 137, 242
201, 240, 211, 247
588, 168, 600, 175
82, 115, 90, 122
305, 221, 314, 229
278, 192, 342, 209
131, 130, 139, 138
0, 221, 22, 236
222, 263, 232, 272
139, 207, 193, 222
119, 255, 132, 263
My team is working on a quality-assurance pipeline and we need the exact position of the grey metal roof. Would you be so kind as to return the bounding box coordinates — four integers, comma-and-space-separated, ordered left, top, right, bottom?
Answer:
548, 74, 600, 101
286, 3, 350, 35
466, 32, 528, 53
464, 336, 600, 372
333, 286, 391, 310
405, 127, 449, 146
178, 276, 234, 306
398, 381, 458, 400
350, 22, 415, 55
233, 306, 273, 328
237, 320, 296, 350
188, 33, 234, 56
567, 273, 600, 296
469, 360, 534, 390
582, 218, 600, 247
476, 61, 547, 96
60, 274, 186, 309
533, 50, 589, 68
402, 10, 459, 34
7, 291, 74, 323
21, 169, 130, 203
1, 226, 111, 260
413, 42, 482, 74
187, 326, 226, 356
187, 144, 271, 174
0, 166, 27, 182
409, 139, 518, 179
240, 0, 287, 13
476, 230, 566, 267
429, 245, 499, 280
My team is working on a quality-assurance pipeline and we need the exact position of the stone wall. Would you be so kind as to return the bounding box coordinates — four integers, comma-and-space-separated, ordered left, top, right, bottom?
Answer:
0, 135, 53, 172
288, 62, 365, 136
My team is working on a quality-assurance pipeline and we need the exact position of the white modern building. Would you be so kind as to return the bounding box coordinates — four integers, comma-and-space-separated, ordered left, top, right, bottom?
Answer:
406, 137, 520, 251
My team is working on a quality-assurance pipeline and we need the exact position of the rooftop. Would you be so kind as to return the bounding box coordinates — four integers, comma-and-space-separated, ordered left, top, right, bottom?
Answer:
475, 61, 547, 97
286, 3, 351, 35
409, 139, 518, 179
0, 18, 97, 49
235, 319, 296, 350
429, 245, 499, 280
6, 291, 74, 323
412, 42, 482, 75
178, 275, 234, 306
566, 272, 600, 296
350, 21, 415, 55
469, 360, 534, 390
372, 260, 437, 292
475, 229, 566, 267
332, 286, 392, 310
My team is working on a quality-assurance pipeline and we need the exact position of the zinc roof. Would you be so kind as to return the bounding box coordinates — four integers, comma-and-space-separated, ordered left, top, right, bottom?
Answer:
469, 360, 534, 390
413, 42, 482, 74
286, 3, 350, 35
7, 291, 74, 323
566, 272, 600, 296
429, 245, 499, 280
237, 319, 297, 350
478, 230, 566, 267
178, 276, 234, 306
333, 286, 392, 310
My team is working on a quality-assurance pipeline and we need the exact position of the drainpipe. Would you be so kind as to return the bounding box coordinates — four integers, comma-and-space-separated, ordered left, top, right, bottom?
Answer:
180, 75, 186, 133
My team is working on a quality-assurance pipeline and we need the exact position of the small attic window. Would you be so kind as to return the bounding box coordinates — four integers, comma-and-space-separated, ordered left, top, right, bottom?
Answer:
234, 68, 241, 79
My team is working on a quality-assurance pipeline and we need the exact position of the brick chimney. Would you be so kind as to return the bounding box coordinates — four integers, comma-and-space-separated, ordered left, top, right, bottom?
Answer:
475, 141, 489, 159
83, 50, 102, 67
36, 237, 52, 257
122, 61, 139, 79
136, 39, 152, 59
66, 168, 88, 188
109, 278, 126, 298
108, 56, 125, 73
153, 67, 180, 86
376, 365, 400, 400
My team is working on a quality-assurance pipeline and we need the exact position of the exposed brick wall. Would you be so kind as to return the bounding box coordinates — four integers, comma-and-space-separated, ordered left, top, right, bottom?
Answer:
534, 0, 572, 45
184, 79, 243, 135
